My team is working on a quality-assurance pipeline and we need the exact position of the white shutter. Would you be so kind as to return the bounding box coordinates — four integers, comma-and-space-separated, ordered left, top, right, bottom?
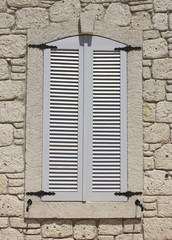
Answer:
42, 37, 84, 201
84, 36, 127, 201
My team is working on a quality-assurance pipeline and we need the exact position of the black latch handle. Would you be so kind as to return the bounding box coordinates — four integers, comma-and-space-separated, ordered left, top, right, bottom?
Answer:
26, 199, 32, 212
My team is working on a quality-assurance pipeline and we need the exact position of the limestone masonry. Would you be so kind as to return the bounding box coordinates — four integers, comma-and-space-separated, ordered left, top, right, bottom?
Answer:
0, 0, 172, 239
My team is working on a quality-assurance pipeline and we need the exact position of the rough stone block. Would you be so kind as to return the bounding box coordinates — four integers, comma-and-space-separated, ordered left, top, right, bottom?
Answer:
144, 202, 157, 211
169, 13, 172, 30
74, 220, 96, 240
123, 219, 141, 233
10, 217, 27, 228
7, 0, 39, 7
0, 13, 15, 29
14, 129, 24, 139
131, 12, 152, 30
0, 217, 8, 228
0, 229, 23, 240
143, 38, 168, 59
143, 67, 151, 79
144, 156, 154, 170
0, 145, 24, 173
104, 3, 131, 27
9, 179, 24, 187
156, 101, 172, 123
143, 103, 155, 122
0, 174, 7, 194
98, 236, 114, 240
144, 170, 172, 195
0, 101, 24, 123
144, 123, 169, 143
80, 11, 95, 34
0, 81, 24, 100
166, 93, 172, 101
143, 79, 165, 102
0, 195, 23, 216
152, 13, 168, 31
144, 218, 172, 240
115, 234, 143, 240
0, 59, 8, 80
0, 35, 26, 58
16, 8, 49, 29
0, 0, 6, 12
152, 59, 172, 79
99, 219, 122, 235
153, 0, 172, 12
42, 220, 72, 238
155, 144, 172, 170
0, 124, 13, 147
50, 0, 80, 23
157, 196, 172, 217
143, 30, 160, 40
11, 73, 26, 80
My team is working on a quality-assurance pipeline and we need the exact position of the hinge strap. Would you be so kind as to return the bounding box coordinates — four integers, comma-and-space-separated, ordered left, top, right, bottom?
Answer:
28, 44, 58, 50
114, 191, 142, 198
114, 45, 141, 52
26, 190, 55, 198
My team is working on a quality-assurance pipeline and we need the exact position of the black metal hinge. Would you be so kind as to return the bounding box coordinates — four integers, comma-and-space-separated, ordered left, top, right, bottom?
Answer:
26, 190, 55, 198
28, 43, 58, 50
114, 45, 141, 52
114, 191, 142, 198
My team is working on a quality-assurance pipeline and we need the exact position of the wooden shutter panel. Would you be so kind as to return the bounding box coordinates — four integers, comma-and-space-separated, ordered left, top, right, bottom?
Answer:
84, 36, 127, 201
43, 37, 84, 201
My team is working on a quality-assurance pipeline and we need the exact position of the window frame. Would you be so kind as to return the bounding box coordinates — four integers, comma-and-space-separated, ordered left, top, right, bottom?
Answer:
25, 24, 143, 218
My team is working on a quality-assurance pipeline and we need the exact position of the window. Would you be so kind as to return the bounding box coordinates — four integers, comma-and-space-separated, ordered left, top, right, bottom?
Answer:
25, 25, 142, 218
42, 36, 127, 202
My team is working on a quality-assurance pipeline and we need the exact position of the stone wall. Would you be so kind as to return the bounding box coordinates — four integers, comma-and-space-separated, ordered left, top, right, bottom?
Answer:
0, 0, 171, 239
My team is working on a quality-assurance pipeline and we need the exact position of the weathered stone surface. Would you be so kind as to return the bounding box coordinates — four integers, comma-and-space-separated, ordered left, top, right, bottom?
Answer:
0, 81, 24, 100
152, 59, 172, 79
7, 0, 39, 7
0, 0, 6, 12
98, 236, 114, 240
0, 13, 15, 29
74, 220, 96, 240
143, 67, 151, 79
123, 219, 141, 233
0, 217, 8, 228
104, 3, 131, 27
0, 228, 23, 240
144, 123, 169, 143
0, 101, 24, 123
99, 219, 122, 235
143, 79, 165, 102
0, 195, 23, 216
143, 103, 155, 122
80, 11, 95, 34
143, 30, 160, 40
144, 170, 172, 195
154, 0, 172, 12
144, 218, 172, 240
0, 145, 24, 173
169, 13, 172, 30
50, 0, 80, 22
0, 59, 8, 80
156, 101, 172, 123
0, 35, 26, 58
42, 220, 72, 238
144, 157, 154, 170
0, 124, 13, 146
143, 38, 168, 59
155, 144, 172, 170
132, 12, 152, 30
16, 8, 49, 29
130, 4, 152, 12
115, 234, 143, 240
158, 196, 172, 217
153, 13, 168, 31
0, 174, 7, 194
14, 129, 24, 139
85, 3, 105, 20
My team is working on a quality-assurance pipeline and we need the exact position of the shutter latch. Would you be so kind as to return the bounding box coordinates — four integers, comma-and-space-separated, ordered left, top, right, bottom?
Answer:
114, 45, 141, 52
28, 44, 58, 50
114, 191, 142, 198
26, 190, 55, 198
135, 199, 144, 211
26, 199, 32, 212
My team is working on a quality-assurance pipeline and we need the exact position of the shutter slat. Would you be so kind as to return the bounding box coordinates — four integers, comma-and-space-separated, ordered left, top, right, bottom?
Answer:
92, 50, 121, 193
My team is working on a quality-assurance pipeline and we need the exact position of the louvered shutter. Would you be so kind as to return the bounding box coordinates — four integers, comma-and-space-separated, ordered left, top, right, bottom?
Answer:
84, 36, 127, 201
42, 36, 127, 201
43, 36, 84, 201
